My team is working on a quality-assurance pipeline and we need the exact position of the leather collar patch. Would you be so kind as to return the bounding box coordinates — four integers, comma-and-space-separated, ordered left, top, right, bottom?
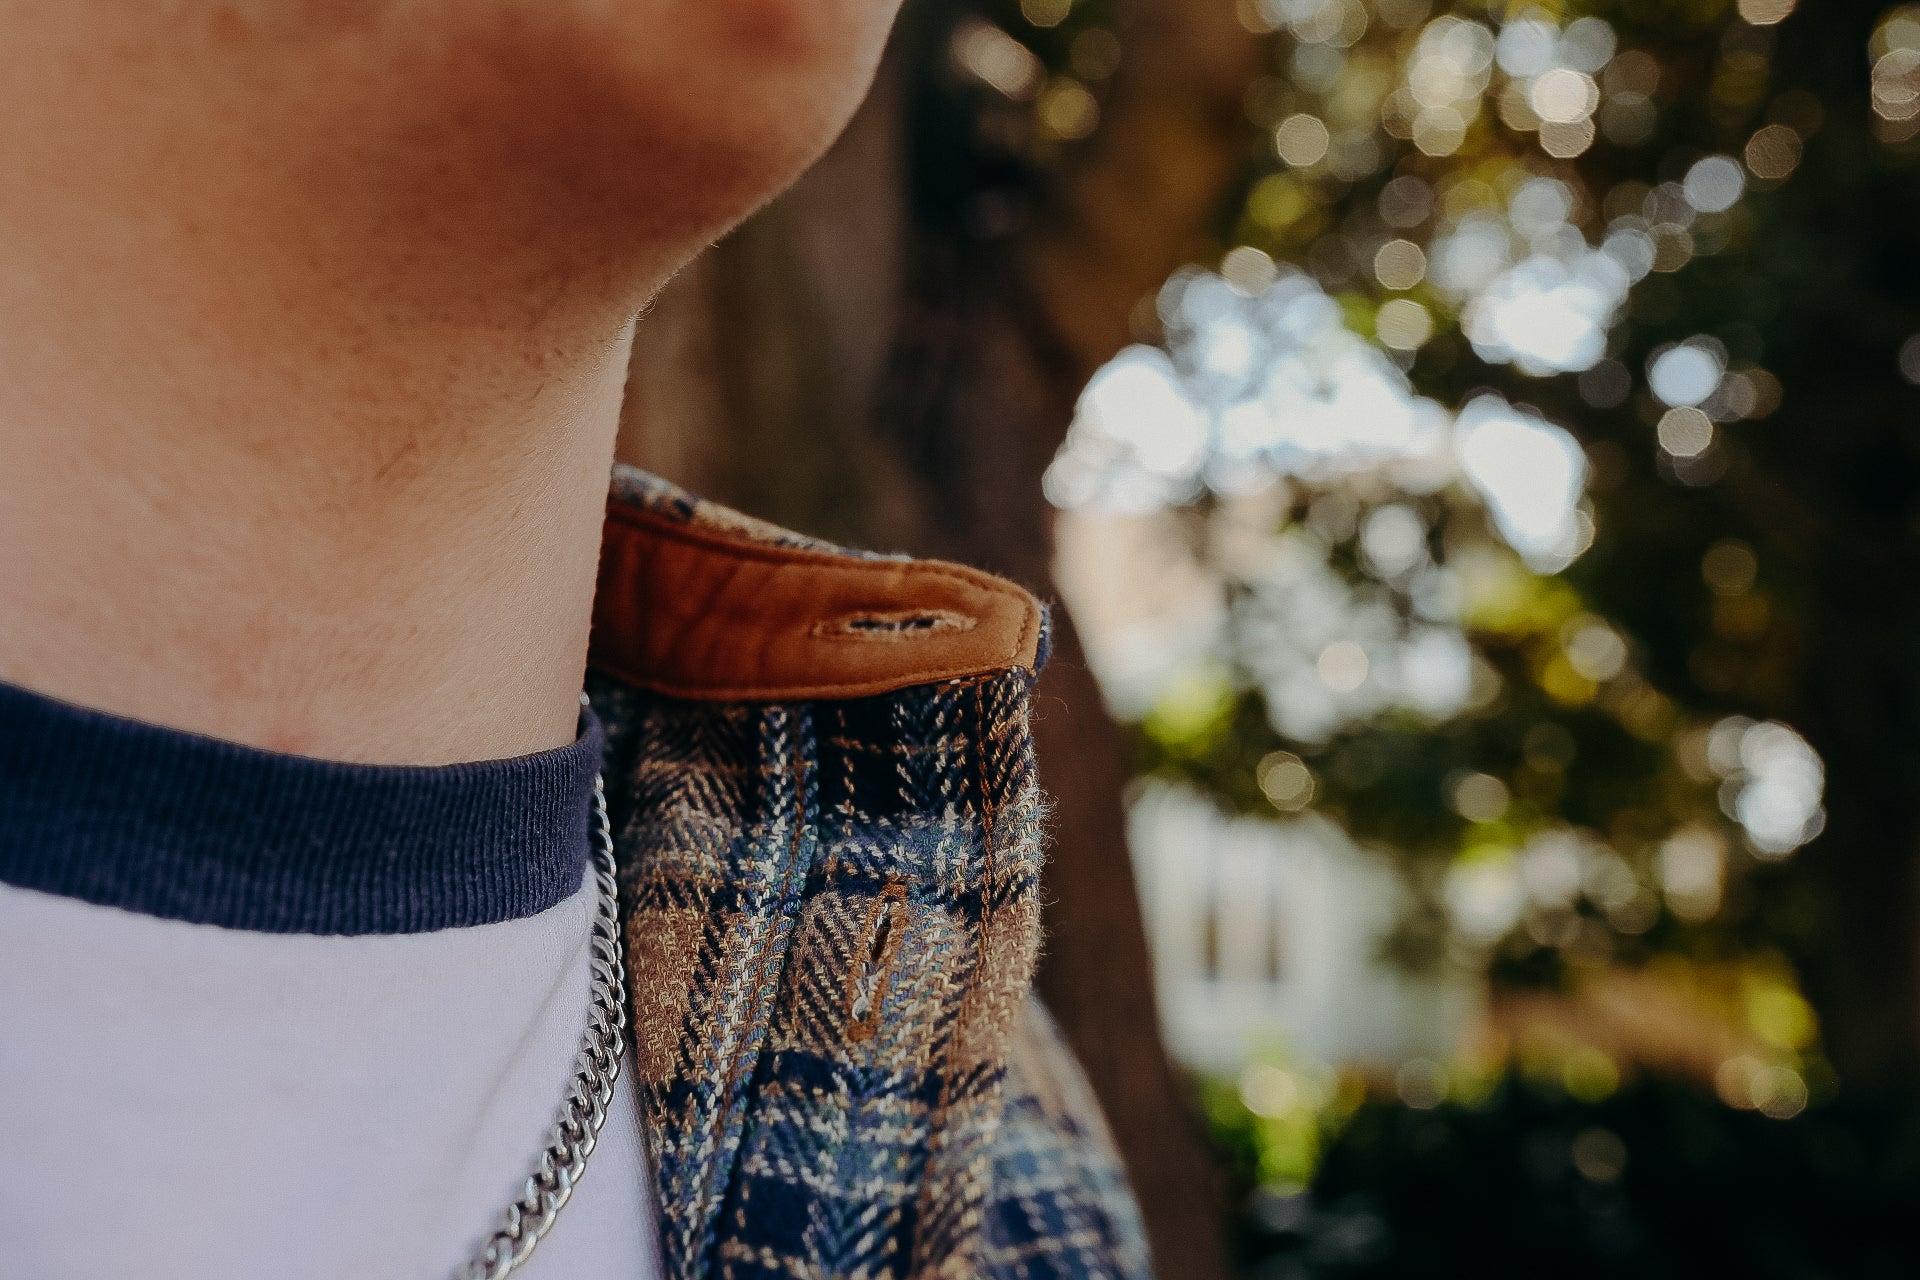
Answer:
590, 500, 1043, 702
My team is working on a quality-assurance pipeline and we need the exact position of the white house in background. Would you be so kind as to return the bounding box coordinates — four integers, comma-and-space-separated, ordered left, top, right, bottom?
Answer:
1128, 781, 1477, 1076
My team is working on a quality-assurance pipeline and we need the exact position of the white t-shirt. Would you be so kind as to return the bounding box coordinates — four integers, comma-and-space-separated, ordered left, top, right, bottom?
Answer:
0, 682, 664, 1280
0, 876, 662, 1280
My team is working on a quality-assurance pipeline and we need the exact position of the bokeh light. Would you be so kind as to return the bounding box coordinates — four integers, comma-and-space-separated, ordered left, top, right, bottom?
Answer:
1006, 0, 1856, 1252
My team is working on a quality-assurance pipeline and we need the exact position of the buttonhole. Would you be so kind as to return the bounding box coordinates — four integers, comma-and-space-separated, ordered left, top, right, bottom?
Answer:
847, 881, 909, 1041
813, 610, 977, 642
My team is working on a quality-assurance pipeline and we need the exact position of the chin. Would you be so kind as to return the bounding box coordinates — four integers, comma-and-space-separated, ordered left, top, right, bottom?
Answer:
69, 0, 908, 321
396, 0, 906, 278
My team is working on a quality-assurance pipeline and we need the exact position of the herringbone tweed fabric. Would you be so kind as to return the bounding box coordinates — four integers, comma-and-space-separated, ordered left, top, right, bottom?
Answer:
588, 469, 1152, 1280
983, 1003, 1153, 1279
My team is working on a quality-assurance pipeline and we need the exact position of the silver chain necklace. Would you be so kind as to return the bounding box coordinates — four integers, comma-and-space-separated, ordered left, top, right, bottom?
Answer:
451, 773, 628, 1280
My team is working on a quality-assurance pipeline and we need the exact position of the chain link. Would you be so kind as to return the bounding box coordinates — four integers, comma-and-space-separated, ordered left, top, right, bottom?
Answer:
452, 773, 627, 1280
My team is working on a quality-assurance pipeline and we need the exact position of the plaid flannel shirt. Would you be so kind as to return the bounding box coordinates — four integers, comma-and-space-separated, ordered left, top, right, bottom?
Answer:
585, 467, 1152, 1280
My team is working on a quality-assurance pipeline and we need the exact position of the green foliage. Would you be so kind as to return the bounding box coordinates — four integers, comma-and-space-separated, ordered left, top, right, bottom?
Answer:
997, 0, 1920, 1009
928, 0, 1920, 1264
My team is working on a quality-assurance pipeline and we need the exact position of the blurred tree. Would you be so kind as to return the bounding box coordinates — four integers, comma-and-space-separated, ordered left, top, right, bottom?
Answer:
1040, 0, 1920, 1096
620, 0, 1920, 1268
1587, 0, 1920, 1084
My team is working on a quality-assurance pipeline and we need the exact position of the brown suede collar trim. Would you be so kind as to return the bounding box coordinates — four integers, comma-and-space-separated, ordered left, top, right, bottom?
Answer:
589, 499, 1042, 702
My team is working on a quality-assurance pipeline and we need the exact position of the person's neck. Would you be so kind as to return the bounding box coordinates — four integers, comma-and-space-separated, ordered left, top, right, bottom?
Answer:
0, 294, 636, 766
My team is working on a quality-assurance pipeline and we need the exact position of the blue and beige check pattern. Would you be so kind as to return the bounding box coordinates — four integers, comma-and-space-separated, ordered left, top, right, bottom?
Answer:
588, 470, 1152, 1279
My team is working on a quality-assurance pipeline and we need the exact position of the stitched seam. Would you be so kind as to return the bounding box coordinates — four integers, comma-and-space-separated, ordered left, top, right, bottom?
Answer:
597, 504, 1043, 695
1014, 597, 1040, 675
604, 502, 1034, 606
606, 506, 1044, 694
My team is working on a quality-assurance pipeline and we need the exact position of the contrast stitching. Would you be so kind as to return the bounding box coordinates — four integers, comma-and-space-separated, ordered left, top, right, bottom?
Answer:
603, 502, 1032, 605
595, 504, 1042, 697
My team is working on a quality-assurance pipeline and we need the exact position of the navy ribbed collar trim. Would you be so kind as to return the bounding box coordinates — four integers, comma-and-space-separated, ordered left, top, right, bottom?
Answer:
0, 680, 604, 935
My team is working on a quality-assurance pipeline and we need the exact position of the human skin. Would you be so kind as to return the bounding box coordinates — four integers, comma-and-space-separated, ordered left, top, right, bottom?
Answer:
0, 0, 903, 764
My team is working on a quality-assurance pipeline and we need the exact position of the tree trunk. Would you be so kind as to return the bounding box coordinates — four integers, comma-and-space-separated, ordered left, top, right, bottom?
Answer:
619, 3, 1263, 1272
